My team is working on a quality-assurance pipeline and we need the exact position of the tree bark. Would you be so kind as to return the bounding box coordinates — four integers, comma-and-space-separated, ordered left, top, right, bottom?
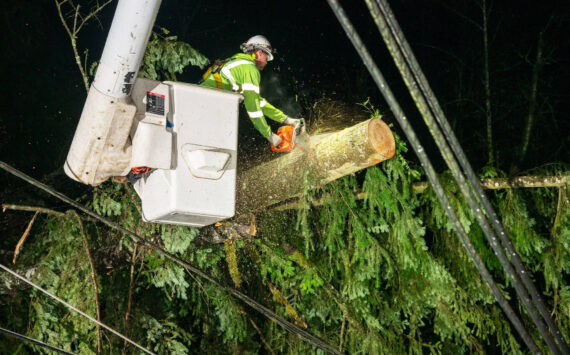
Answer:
413, 175, 568, 193
236, 118, 395, 214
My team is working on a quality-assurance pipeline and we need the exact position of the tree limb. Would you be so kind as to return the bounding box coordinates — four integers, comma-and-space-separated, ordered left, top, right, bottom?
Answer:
2, 203, 97, 222
249, 317, 275, 355
12, 212, 39, 264
2, 204, 64, 217
55, 0, 113, 93
339, 312, 346, 353
272, 175, 569, 210
255, 241, 365, 333
70, 210, 102, 354
122, 243, 139, 355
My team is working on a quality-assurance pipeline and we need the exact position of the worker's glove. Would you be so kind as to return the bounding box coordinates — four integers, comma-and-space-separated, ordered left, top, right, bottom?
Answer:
268, 133, 282, 147
284, 117, 301, 128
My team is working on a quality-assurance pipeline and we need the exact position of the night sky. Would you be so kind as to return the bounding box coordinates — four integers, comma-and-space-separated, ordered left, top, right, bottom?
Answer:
0, 0, 568, 182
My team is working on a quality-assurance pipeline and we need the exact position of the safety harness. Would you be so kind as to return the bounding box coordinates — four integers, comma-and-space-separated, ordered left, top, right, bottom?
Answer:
201, 56, 257, 92
200, 58, 230, 89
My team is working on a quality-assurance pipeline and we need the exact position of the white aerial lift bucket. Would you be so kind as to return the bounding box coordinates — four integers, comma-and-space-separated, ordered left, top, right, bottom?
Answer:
63, 0, 243, 227
130, 79, 242, 227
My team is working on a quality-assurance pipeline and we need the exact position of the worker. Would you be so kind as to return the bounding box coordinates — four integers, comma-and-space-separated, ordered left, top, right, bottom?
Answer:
200, 35, 301, 148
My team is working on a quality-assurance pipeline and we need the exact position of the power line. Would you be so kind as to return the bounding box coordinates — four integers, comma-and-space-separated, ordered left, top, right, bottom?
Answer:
0, 326, 76, 355
367, 0, 568, 352
0, 161, 341, 355
0, 264, 154, 355
325, 0, 542, 353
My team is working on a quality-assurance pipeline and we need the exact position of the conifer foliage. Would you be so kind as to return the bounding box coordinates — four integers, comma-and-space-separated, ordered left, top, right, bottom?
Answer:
1, 25, 569, 354
2, 148, 568, 354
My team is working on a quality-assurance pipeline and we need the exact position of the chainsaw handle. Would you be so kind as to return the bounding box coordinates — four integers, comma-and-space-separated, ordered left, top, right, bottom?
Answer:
270, 126, 296, 153
271, 140, 293, 152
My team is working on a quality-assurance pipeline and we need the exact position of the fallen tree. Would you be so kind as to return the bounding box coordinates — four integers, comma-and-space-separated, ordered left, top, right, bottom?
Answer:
235, 117, 396, 214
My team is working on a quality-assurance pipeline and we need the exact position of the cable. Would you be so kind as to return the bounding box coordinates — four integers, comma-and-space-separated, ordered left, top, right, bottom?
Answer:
367, 1, 569, 352
325, 0, 540, 353
364, 0, 567, 352
362, 0, 556, 352
0, 264, 154, 355
0, 161, 341, 355
0, 326, 76, 355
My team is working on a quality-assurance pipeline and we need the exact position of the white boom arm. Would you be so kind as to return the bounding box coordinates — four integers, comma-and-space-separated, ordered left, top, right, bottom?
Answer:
64, 0, 162, 185
63, 0, 243, 227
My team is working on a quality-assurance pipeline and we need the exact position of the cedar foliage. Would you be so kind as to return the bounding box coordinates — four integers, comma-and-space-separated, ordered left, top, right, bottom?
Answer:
3, 150, 569, 354
2, 28, 569, 355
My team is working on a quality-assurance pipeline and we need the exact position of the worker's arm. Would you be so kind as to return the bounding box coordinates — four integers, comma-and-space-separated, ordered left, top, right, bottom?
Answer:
242, 91, 272, 138
259, 99, 287, 123
239, 67, 277, 138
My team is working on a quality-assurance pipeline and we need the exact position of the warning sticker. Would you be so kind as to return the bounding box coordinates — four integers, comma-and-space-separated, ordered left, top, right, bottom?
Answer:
146, 91, 165, 116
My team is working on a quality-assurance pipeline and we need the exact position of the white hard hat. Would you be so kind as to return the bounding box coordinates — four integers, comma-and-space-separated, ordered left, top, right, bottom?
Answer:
240, 35, 274, 61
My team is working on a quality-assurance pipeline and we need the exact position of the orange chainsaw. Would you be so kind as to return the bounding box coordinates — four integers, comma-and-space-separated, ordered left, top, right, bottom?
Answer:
271, 118, 306, 153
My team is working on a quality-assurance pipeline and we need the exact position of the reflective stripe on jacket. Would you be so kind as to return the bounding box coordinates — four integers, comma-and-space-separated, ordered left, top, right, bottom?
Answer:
200, 53, 286, 138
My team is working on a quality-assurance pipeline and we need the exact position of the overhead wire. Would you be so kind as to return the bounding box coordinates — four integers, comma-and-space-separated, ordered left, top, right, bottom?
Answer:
366, 0, 569, 352
325, 0, 541, 353
0, 264, 154, 355
0, 326, 77, 355
0, 161, 341, 355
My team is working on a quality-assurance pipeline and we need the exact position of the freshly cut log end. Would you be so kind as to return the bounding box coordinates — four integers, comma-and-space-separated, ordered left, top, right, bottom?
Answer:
236, 117, 396, 214
368, 118, 396, 161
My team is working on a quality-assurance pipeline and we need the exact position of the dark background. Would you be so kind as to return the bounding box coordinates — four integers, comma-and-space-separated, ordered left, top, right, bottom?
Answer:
0, 0, 568, 186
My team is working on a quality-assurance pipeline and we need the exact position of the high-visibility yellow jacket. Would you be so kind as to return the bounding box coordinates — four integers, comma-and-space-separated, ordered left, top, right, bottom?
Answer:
200, 53, 286, 138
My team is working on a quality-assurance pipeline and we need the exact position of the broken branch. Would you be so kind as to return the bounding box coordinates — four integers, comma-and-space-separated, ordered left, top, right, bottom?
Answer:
12, 212, 39, 264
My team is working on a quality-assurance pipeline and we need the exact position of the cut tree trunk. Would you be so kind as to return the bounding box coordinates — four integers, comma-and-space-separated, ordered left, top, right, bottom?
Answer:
236, 118, 395, 214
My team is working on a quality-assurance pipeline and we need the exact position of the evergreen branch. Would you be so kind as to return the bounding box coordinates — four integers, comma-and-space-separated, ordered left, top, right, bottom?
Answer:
247, 245, 310, 328
258, 241, 366, 333
70, 210, 102, 354
437, 301, 484, 354
0, 263, 155, 354
404, 333, 441, 352
267, 282, 307, 328
224, 241, 242, 288
249, 317, 275, 355
337, 190, 400, 288
185, 270, 211, 316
